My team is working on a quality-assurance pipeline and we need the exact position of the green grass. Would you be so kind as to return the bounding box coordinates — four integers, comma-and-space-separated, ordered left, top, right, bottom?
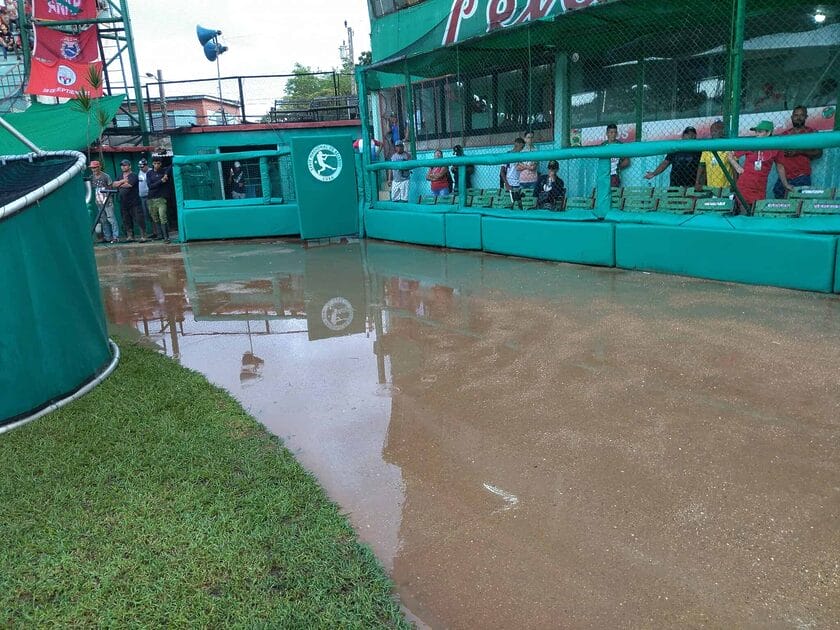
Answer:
0, 341, 409, 629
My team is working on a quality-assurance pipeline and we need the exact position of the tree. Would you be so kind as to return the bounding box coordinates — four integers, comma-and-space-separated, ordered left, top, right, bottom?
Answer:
282, 63, 336, 104
357, 51, 372, 66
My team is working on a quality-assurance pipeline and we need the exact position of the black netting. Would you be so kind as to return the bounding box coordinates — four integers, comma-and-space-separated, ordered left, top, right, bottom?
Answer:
0, 156, 77, 209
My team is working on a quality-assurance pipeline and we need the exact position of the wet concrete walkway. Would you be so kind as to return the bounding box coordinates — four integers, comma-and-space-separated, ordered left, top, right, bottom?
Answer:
95, 240, 840, 629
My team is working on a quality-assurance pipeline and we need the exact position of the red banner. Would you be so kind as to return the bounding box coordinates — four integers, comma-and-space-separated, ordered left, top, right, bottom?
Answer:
33, 25, 99, 64
25, 58, 104, 98
32, 0, 98, 21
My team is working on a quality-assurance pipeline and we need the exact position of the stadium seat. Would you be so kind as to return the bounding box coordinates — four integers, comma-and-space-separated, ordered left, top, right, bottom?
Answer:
654, 186, 686, 197
799, 199, 840, 216
622, 197, 658, 212
520, 196, 538, 210
483, 188, 502, 197
657, 197, 695, 213
788, 187, 835, 199
622, 186, 654, 198
418, 195, 437, 205
437, 194, 456, 204
686, 186, 719, 198
520, 187, 535, 198
565, 196, 595, 210
492, 195, 514, 209
694, 197, 735, 213
471, 193, 495, 208
753, 199, 801, 218
466, 187, 483, 197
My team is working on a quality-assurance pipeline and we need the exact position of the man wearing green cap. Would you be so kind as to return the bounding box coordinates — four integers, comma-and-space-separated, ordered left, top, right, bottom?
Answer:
728, 120, 791, 213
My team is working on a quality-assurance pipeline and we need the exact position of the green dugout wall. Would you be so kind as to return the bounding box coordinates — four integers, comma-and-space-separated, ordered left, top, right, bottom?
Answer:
170, 123, 361, 242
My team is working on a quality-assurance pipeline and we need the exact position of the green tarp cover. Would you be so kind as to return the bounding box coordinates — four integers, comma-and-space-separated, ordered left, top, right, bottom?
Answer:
0, 170, 111, 423
0, 95, 125, 155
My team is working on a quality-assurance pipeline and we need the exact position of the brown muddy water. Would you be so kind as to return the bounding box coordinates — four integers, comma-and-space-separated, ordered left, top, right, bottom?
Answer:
95, 239, 840, 629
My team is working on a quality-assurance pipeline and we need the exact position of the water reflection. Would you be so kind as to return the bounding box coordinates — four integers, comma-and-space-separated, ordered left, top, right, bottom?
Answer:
96, 240, 840, 629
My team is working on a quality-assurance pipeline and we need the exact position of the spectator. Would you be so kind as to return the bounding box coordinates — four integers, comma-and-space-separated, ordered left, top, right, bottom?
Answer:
426, 149, 452, 197
536, 160, 566, 210
353, 130, 383, 162
228, 161, 246, 199
146, 156, 172, 242
728, 120, 791, 213
604, 123, 630, 187
137, 159, 158, 239
644, 126, 701, 187
450, 144, 474, 192
517, 130, 539, 193
90, 160, 118, 243
388, 141, 411, 202
501, 136, 526, 209
384, 112, 402, 158
113, 159, 146, 242
773, 105, 822, 199
695, 120, 733, 191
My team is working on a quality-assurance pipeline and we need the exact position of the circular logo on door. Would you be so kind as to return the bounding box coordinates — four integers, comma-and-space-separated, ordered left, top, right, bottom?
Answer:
307, 144, 343, 182
321, 297, 354, 331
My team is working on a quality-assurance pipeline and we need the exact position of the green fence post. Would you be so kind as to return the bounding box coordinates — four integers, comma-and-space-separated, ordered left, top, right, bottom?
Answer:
635, 58, 645, 142
727, 0, 747, 138
594, 158, 611, 219
404, 61, 417, 159
357, 64, 371, 236
259, 157, 270, 203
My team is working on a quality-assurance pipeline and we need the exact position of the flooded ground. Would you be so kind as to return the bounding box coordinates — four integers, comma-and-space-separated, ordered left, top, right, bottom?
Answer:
95, 239, 840, 629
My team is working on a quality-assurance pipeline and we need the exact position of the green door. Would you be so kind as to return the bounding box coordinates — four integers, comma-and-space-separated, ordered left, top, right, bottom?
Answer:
290, 135, 358, 239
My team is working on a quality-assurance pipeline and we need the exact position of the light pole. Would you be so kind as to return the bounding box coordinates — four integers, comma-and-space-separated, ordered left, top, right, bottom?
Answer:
145, 69, 167, 130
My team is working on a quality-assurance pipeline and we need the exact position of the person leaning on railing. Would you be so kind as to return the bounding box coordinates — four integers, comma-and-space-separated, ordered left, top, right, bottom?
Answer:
695, 120, 733, 191
450, 144, 474, 192
426, 149, 452, 197
728, 120, 791, 214
603, 123, 630, 187
773, 105, 822, 199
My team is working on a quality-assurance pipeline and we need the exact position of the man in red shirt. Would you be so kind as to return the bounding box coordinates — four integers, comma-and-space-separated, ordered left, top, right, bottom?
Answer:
728, 120, 791, 213
773, 105, 822, 198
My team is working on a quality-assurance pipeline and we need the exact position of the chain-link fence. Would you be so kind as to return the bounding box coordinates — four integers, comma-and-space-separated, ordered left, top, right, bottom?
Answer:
365, 0, 838, 152
361, 0, 838, 203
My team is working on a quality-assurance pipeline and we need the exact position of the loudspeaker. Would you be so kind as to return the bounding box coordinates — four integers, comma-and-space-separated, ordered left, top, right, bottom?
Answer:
203, 41, 228, 62
197, 25, 221, 46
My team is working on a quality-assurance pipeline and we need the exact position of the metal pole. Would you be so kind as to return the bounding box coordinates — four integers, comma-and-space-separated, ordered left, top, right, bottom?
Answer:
356, 64, 371, 234
16, 0, 35, 103
727, 0, 746, 138
237, 76, 246, 123
215, 56, 226, 125
0, 117, 42, 153
635, 58, 644, 142
145, 84, 153, 132
404, 61, 416, 158
120, 0, 149, 142
157, 69, 168, 130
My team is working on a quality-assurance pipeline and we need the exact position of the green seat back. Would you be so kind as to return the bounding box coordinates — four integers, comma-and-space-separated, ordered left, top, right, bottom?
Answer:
622, 186, 654, 198
788, 187, 835, 199
753, 199, 801, 218
520, 196, 538, 209
658, 197, 695, 213
437, 194, 455, 205
418, 195, 437, 205
622, 197, 658, 212
799, 199, 840, 216
472, 193, 495, 208
565, 196, 595, 210
694, 197, 735, 213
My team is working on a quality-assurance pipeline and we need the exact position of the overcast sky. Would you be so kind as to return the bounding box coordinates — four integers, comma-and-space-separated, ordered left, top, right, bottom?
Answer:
128, 1, 372, 115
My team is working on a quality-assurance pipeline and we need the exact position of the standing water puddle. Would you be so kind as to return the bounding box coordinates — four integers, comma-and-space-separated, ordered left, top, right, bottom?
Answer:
96, 239, 840, 629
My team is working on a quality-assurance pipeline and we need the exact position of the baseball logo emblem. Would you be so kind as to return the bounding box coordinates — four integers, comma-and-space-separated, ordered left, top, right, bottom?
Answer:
307, 144, 343, 182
